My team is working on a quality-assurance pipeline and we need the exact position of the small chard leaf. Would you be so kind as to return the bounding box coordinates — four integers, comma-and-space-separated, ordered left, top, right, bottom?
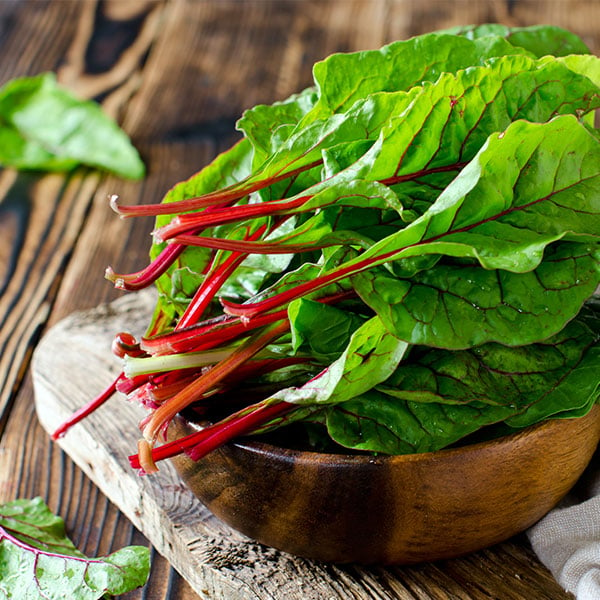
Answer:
237, 86, 318, 166
272, 315, 409, 406
0, 73, 144, 179
0, 124, 79, 172
0, 497, 150, 599
323, 309, 600, 454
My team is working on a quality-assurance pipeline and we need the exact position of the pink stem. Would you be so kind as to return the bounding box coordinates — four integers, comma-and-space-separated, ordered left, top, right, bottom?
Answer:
177, 224, 267, 328
169, 233, 328, 254
154, 196, 310, 242
51, 376, 119, 440
112, 159, 323, 217
128, 400, 295, 469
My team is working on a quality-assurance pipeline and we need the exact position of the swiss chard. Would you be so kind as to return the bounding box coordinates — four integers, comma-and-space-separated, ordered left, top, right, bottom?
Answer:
321, 306, 600, 453
0, 73, 144, 179
53, 24, 600, 473
0, 497, 150, 599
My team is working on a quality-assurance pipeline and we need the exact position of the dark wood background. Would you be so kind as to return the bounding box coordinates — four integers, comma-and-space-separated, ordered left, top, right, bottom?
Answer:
1, 1, 598, 598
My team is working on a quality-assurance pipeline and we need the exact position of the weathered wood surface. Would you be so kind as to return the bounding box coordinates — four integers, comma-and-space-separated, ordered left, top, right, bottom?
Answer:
1, 0, 599, 597
33, 292, 580, 599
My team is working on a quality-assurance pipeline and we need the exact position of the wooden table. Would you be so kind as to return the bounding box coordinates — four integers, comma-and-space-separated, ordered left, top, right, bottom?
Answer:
1, 1, 598, 598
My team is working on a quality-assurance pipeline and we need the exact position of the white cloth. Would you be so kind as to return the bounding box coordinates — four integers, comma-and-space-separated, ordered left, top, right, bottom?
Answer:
528, 458, 600, 599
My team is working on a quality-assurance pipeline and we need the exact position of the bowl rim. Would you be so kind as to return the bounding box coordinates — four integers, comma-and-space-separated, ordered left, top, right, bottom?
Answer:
176, 404, 600, 466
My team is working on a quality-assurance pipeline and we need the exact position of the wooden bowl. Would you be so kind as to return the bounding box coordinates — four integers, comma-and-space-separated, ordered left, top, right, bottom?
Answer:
170, 405, 600, 564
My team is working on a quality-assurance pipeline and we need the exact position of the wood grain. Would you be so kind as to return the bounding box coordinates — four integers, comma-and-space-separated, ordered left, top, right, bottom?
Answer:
32, 292, 577, 600
0, 0, 597, 597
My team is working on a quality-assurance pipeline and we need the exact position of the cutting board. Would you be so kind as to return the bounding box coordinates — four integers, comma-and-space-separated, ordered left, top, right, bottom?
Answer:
31, 292, 571, 600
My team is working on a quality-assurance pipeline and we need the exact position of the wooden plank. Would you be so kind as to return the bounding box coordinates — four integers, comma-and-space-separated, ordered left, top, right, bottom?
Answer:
32, 292, 573, 600
0, 0, 163, 429
0, 1, 195, 597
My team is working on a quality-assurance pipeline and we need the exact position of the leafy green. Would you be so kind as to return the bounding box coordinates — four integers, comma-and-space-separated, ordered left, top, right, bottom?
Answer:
271, 315, 409, 406
322, 308, 600, 453
0, 497, 150, 599
302, 32, 533, 124
351, 116, 600, 348
444, 23, 591, 56
87, 24, 600, 468
0, 73, 144, 179
155, 52, 600, 322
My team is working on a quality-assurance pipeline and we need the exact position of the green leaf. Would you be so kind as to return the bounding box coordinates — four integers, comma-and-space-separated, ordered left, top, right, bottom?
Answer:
220, 39, 570, 199
233, 53, 600, 226
322, 309, 600, 454
349, 116, 600, 347
0, 497, 150, 599
445, 23, 591, 57
303, 32, 533, 123
237, 86, 318, 166
341, 54, 600, 213
271, 315, 409, 406
0, 73, 144, 179
355, 243, 599, 349
288, 298, 367, 363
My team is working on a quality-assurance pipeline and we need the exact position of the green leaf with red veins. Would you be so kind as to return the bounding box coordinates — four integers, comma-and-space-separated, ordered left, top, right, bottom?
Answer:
270, 315, 409, 406
322, 309, 600, 454
348, 116, 600, 348
354, 243, 599, 349
0, 497, 150, 599
303, 33, 533, 124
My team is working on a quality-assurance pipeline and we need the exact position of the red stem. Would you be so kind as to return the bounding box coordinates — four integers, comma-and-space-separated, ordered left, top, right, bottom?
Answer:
177, 224, 268, 328
379, 162, 468, 187
154, 196, 310, 242
51, 376, 119, 440
129, 400, 295, 468
220, 258, 364, 319
112, 159, 323, 217
106, 242, 187, 291
169, 233, 328, 254
142, 290, 354, 355
142, 320, 292, 443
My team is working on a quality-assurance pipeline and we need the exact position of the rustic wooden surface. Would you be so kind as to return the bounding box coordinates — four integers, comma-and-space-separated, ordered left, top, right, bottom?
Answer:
2, 1, 599, 598
34, 290, 599, 599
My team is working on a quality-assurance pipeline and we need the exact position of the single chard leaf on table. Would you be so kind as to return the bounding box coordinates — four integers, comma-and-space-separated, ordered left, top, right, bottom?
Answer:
0, 497, 150, 599
0, 72, 144, 179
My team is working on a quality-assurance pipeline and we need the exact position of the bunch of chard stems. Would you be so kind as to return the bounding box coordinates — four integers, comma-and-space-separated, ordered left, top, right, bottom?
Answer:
53, 155, 459, 474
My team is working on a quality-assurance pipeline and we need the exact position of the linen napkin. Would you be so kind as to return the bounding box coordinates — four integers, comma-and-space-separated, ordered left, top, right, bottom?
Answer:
528, 455, 600, 599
